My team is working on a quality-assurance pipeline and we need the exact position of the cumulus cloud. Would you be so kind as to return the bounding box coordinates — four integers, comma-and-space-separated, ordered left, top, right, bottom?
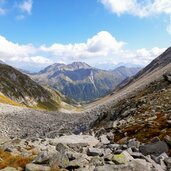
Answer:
0, 35, 52, 70
99, 0, 171, 35
100, 0, 171, 17
19, 0, 32, 15
0, 31, 166, 71
40, 31, 125, 60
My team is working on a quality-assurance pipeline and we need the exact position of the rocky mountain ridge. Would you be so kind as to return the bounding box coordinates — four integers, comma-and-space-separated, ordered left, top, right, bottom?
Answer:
31, 62, 140, 102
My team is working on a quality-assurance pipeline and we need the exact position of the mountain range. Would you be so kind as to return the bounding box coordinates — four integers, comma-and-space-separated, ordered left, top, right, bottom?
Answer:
30, 62, 141, 102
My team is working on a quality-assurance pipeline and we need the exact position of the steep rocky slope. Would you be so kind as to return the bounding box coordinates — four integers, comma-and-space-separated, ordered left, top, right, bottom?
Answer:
31, 62, 140, 102
0, 63, 76, 111
89, 47, 171, 141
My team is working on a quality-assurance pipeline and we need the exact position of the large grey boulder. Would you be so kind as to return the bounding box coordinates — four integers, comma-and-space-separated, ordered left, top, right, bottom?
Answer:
139, 141, 169, 156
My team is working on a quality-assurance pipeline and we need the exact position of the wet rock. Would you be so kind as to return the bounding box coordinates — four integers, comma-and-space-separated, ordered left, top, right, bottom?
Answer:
139, 141, 169, 156
25, 163, 51, 171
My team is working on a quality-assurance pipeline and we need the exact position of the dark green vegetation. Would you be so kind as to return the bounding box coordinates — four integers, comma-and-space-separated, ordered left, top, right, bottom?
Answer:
31, 62, 140, 102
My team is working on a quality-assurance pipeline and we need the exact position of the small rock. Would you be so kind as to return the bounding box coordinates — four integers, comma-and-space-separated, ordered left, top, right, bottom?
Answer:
122, 151, 134, 161
164, 157, 171, 169
151, 137, 160, 143
25, 163, 51, 171
0, 167, 18, 171
164, 135, 171, 146
33, 151, 49, 164
56, 143, 70, 154
87, 148, 103, 156
130, 159, 153, 171
106, 132, 114, 141
112, 153, 128, 164
151, 152, 168, 164
50, 151, 70, 168
94, 164, 132, 171
127, 138, 140, 148
99, 135, 110, 145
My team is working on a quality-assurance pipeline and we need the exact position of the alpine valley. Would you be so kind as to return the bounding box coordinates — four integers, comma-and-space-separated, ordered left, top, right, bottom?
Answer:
30, 62, 141, 102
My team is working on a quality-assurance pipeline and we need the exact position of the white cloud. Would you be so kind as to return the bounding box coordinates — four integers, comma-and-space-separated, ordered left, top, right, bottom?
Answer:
100, 0, 171, 35
40, 31, 125, 61
0, 32, 166, 71
100, 0, 171, 17
19, 0, 32, 15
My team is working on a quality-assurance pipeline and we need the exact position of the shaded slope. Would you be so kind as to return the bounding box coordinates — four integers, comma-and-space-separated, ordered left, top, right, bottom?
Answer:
0, 63, 76, 111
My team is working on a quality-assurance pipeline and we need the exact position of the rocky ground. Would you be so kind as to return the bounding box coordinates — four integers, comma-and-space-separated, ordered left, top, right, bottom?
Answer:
0, 131, 171, 171
0, 54, 171, 170
0, 103, 100, 138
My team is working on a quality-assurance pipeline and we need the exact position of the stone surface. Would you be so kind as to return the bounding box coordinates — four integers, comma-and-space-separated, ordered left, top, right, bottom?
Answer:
33, 151, 49, 164
0, 167, 18, 171
25, 163, 51, 171
112, 153, 128, 164
99, 135, 110, 145
49, 151, 70, 168
87, 147, 103, 156
51, 135, 99, 147
139, 141, 169, 156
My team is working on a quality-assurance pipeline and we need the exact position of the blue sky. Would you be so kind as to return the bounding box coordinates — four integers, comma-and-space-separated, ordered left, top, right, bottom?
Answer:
0, 0, 171, 71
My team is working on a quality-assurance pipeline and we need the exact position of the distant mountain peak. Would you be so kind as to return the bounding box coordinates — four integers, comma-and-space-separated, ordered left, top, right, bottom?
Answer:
69, 62, 91, 69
